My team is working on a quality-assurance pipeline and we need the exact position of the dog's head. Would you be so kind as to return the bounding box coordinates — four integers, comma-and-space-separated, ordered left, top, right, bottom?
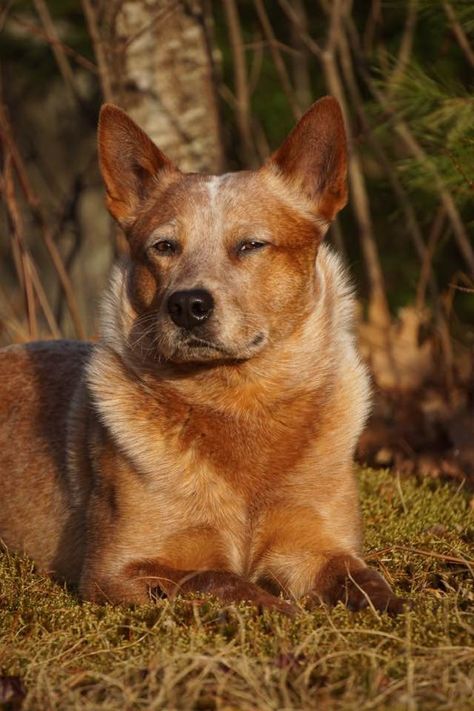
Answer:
98, 98, 347, 364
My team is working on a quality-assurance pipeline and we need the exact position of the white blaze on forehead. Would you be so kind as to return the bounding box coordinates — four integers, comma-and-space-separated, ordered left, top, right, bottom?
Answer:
206, 174, 230, 207
203, 174, 233, 248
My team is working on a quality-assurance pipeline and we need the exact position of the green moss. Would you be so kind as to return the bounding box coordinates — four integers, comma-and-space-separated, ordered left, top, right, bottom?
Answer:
1, 468, 473, 709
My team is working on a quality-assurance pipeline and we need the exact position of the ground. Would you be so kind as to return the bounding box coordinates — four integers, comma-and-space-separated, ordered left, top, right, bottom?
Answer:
0, 468, 473, 711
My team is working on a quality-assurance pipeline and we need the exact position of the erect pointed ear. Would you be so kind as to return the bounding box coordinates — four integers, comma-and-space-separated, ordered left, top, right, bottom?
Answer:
266, 96, 347, 223
98, 104, 179, 226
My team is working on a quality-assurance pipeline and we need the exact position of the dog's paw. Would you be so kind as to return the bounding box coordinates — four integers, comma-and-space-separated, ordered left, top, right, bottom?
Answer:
311, 556, 406, 615
254, 591, 296, 617
162, 569, 296, 616
338, 567, 406, 615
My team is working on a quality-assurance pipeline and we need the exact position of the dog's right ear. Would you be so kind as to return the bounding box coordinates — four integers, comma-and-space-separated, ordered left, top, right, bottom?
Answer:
98, 104, 179, 227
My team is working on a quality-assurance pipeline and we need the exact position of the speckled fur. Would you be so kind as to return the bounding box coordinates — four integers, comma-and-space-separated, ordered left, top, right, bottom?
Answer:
0, 99, 403, 613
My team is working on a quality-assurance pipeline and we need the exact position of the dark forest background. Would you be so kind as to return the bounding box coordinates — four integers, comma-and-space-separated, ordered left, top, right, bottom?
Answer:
0, 0, 473, 483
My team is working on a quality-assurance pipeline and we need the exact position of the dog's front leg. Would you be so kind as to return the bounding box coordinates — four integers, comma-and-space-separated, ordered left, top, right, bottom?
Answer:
80, 560, 294, 614
253, 505, 405, 614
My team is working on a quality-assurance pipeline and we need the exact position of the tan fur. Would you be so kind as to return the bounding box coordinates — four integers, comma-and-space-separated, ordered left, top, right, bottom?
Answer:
0, 98, 403, 613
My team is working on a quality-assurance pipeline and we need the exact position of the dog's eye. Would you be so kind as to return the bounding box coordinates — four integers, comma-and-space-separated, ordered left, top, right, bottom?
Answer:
237, 240, 267, 254
151, 239, 178, 256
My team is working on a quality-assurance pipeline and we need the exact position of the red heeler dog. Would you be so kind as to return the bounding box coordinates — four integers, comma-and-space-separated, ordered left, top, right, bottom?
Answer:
0, 97, 403, 614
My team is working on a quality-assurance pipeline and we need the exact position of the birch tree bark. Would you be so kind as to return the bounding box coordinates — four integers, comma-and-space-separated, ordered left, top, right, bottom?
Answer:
108, 0, 224, 173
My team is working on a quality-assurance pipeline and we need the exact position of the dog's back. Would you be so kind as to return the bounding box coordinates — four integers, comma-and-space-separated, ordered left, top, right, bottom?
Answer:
0, 340, 91, 580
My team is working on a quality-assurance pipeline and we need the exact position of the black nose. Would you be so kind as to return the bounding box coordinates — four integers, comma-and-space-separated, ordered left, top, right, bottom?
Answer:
167, 289, 214, 330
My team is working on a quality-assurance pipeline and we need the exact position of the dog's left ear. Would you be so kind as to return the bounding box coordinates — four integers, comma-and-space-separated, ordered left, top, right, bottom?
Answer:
266, 96, 347, 222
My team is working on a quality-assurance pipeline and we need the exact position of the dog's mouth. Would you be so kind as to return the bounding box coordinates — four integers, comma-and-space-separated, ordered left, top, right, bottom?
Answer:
186, 337, 231, 354
173, 331, 267, 363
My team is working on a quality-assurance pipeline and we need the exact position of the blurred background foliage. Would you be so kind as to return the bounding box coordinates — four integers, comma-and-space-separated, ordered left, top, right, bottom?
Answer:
0, 0, 473, 480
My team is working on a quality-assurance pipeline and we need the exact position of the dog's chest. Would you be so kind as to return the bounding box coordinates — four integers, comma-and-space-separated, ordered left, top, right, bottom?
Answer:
108, 401, 316, 574
89, 362, 320, 574
115, 429, 250, 573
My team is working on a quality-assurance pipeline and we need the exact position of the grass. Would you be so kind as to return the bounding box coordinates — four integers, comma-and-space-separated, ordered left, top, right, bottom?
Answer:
1, 468, 473, 710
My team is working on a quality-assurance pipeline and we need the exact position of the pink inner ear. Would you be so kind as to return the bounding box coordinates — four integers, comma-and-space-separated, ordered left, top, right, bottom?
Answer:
268, 96, 348, 221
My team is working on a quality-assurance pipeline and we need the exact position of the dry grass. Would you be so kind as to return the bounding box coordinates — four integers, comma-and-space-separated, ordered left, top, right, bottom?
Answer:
1, 468, 473, 710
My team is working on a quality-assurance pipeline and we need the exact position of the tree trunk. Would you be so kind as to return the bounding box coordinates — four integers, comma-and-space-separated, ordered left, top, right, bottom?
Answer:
109, 0, 224, 173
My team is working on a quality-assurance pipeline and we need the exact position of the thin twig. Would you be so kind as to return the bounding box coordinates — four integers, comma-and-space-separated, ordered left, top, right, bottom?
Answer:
326, 0, 344, 53
416, 205, 446, 310
218, 83, 238, 110
32, 0, 79, 104
396, 123, 474, 274
363, 0, 382, 56
0, 104, 85, 338
387, 0, 418, 96
10, 15, 98, 74
81, 0, 114, 102
289, 0, 313, 109
0, 0, 14, 32
337, 22, 439, 309
254, 0, 301, 119
248, 31, 265, 96
121, 1, 180, 51
448, 283, 474, 294
367, 545, 474, 568
345, 14, 474, 276
252, 117, 271, 162
278, 0, 322, 58
3, 156, 38, 340
243, 38, 301, 57
442, 0, 474, 68
223, 0, 255, 166
28, 263, 62, 338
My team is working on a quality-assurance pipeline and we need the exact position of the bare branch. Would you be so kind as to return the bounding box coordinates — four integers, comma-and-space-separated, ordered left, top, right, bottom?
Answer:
121, 1, 180, 51
387, 0, 418, 96
289, 0, 313, 109
247, 32, 265, 96
10, 15, 98, 74
3, 155, 38, 340
0, 104, 86, 338
278, 0, 323, 57
0, 0, 15, 32
337, 23, 434, 297
443, 0, 474, 68
32, 0, 80, 104
326, 0, 345, 54
416, 206, 446, 311
345, 14, 474, 276
81, 0, 114, 102
363, 0, 382, 55
254, 0, 302, 119
223, 0, 255, 166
